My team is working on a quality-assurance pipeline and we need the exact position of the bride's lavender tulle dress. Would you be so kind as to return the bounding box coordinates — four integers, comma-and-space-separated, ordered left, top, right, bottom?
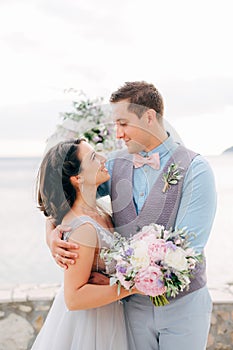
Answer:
31, 216, 128, 350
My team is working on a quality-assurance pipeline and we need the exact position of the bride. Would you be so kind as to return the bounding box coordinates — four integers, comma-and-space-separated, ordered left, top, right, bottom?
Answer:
32, 138, 139, 350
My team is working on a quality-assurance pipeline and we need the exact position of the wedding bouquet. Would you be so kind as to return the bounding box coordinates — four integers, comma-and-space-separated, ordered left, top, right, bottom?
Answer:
100, 224, 201, 306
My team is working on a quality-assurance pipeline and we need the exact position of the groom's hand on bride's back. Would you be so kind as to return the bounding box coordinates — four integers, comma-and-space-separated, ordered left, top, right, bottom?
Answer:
46, 219, 79, 269
88, 272, 110, 285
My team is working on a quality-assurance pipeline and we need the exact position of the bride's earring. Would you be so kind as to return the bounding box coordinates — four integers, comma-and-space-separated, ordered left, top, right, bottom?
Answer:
80, 178, 85, 193
76, 175, 84, 193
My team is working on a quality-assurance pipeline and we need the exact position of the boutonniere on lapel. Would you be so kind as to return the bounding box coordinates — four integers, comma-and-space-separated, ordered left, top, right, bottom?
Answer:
162, 163, 183, 193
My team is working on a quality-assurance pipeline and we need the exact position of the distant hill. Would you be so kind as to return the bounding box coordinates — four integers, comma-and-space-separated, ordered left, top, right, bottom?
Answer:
223, 146, 233, 154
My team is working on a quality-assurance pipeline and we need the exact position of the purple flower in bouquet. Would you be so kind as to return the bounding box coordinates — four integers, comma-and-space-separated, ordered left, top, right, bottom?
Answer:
116, 265, 127, 274
165, 241, 177, 251
125, 247, 134, 257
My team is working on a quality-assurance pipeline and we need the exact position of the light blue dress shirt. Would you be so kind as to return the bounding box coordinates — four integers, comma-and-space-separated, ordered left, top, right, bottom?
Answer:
99, 136, 217, 254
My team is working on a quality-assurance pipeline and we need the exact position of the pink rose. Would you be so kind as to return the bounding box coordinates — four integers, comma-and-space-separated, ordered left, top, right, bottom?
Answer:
135, 265, 166, 297
133, 225, 162, 241
148, 239, 167, 262
133, 229, 152, 241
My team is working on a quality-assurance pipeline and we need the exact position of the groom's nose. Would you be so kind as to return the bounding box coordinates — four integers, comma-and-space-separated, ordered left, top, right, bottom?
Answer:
99, 154, 107, 163
116, 125, 124, 139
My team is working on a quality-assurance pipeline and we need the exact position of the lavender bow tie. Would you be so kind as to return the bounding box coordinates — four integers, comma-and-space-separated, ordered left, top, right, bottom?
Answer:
133, 153, 160, 170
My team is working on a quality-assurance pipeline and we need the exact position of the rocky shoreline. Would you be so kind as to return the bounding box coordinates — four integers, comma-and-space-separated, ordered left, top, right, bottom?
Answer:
0, 283, 233, 350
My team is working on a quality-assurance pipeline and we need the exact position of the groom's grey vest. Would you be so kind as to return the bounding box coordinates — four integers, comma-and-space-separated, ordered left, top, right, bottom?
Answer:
111, 145, 206, 300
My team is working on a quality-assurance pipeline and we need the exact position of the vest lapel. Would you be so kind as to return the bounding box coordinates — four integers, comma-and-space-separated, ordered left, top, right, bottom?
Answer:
136, 145, 197, 229
111, 152, 137, 225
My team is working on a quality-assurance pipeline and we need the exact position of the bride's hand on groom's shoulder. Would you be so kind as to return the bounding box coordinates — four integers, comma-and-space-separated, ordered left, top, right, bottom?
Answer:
46, 221, 79, 269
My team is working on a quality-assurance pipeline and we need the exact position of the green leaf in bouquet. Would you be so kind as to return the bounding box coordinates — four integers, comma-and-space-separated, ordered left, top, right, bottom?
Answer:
194, 254, 203, 263
110, 276, 118, 286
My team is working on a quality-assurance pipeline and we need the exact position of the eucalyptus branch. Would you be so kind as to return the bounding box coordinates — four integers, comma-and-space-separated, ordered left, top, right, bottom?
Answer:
162, 163, 183, 193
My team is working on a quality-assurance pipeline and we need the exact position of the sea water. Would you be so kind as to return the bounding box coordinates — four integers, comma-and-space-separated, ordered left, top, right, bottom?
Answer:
0, 155, 232, 287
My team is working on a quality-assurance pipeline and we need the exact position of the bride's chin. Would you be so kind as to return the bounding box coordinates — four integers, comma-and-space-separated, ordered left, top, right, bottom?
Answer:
104, 173, 111, 181
98, 174, 110, 185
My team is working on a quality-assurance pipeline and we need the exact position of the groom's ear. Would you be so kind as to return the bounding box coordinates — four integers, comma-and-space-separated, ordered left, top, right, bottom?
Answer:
144, 109, 157, 125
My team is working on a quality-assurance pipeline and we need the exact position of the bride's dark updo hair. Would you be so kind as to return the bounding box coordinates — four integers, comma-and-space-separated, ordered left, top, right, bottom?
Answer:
37, 138, 84, 225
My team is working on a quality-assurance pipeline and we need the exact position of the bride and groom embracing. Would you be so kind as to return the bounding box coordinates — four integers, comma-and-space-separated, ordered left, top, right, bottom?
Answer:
32, 81, 217, 350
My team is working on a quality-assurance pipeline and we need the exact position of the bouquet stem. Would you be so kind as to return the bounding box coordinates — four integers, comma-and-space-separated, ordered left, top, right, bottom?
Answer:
150, 295, 169, 307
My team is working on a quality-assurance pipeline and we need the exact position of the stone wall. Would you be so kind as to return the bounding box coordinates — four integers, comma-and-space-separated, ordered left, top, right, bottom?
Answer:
0, 284, 233, 350
207, 285, 233, 350
0, 284, 58, 350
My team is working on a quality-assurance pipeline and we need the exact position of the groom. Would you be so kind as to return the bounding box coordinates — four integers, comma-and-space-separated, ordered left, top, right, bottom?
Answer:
47, 81, 217, 349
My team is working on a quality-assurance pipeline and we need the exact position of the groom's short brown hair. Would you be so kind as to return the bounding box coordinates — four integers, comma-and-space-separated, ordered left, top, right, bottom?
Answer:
110, 81, 164, 120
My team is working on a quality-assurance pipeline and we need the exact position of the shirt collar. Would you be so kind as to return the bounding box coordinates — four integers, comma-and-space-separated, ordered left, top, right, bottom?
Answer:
139, 134, 178, 159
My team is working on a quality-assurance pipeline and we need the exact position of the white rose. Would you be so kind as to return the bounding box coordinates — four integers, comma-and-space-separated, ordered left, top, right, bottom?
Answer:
131, 241, 150, 268
164, 247, 188, 271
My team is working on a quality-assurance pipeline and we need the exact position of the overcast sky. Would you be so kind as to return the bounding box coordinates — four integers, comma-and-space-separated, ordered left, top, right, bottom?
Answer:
0, 0, 233, 156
